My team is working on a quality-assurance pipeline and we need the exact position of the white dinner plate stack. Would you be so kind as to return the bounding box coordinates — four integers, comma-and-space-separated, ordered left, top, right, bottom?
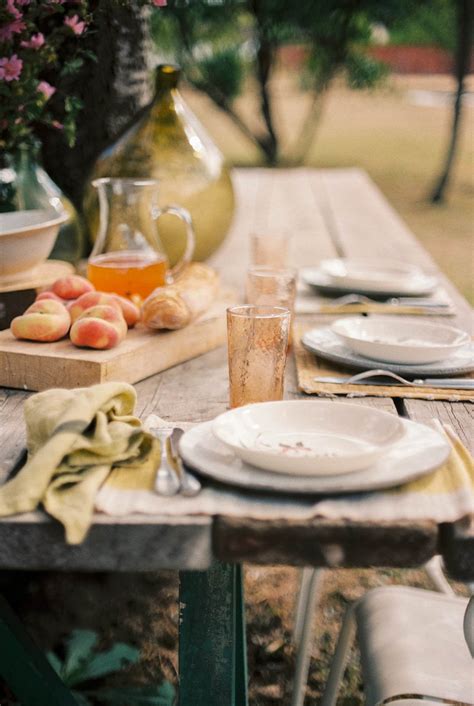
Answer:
301, 258, 438, 298
178, 401, 451, 495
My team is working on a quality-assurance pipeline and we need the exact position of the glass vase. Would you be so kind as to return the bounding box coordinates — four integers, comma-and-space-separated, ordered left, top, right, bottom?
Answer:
0, 145, 85, 264
85, 64, 235, 263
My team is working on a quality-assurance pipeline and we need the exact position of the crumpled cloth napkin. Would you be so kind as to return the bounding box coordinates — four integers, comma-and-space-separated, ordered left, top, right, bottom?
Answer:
0, 382, 159, 544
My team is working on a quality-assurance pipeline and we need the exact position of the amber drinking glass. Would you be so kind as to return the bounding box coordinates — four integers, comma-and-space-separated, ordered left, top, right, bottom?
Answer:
250, 232, 291, 268
246, 266, 297, 313
226, 305, 290, 408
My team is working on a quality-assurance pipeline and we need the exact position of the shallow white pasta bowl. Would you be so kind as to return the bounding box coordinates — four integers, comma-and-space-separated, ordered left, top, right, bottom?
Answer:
0, 209, 68, 279
331, 317, 470, 365
212, 400, 405, 475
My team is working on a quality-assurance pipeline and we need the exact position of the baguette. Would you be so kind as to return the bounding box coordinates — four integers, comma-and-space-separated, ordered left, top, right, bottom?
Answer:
142, 263, 219, 330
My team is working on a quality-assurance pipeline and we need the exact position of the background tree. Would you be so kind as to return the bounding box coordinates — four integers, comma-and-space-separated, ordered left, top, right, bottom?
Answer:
39, 0, 153, 210
151, 0, 420, 165
430, 0, 473, 203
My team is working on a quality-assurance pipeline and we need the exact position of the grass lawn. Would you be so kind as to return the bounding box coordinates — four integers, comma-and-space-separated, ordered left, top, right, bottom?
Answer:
185, 73, 474, 303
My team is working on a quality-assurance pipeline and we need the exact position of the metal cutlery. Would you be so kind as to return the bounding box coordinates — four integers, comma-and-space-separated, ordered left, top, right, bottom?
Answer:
170, 428, 201, 496
149, 425, 181, 496
313, 369, 474, 390
327, 293, 449, 309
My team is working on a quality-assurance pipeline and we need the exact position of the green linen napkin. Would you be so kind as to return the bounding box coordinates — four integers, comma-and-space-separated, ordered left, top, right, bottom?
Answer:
0, 382, 159, 544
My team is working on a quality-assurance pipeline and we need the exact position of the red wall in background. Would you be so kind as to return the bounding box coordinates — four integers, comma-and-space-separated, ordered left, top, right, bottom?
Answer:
370, 46, 454, 74
277, 44, 474, 75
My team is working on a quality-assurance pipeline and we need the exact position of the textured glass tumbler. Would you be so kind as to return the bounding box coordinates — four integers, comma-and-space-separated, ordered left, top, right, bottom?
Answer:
246, 267, 297, 312
226, 305, 290, 408
250, 232, 291, 267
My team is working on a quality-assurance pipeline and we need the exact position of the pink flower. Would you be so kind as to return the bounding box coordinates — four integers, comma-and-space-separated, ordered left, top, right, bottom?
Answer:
0, 18, 26, 41
64, 14, 86, 35
37, 81, 56, 100
20, 32, 45, 49
6, 0, 22, 19
0, 54, 23, 82
152, 0, 167, 5
52, 120, 64, 130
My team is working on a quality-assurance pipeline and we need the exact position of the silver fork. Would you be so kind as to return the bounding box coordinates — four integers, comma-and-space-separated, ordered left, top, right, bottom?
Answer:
328, 294, 449, 308
314, 369, 474, 389
149, 425, 181, 496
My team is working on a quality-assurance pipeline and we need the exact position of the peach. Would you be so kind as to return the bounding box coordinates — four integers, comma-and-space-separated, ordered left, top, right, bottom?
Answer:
52, 275, 94, 300
11, 300, 71, 342
35, 291, 64, 303
68, 292, 121, 323
111, 295, 140, 327
70, 305, 127, 350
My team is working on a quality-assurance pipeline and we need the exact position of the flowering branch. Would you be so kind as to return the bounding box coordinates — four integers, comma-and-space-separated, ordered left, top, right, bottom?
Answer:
0, 0, 167, 155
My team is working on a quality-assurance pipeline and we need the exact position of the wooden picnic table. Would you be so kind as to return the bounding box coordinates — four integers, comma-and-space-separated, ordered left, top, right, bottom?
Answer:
0, 168, 472, 706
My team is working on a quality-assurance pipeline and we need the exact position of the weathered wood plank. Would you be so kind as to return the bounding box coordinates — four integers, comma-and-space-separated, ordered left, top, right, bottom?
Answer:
213, 517, 437, 568
402, 399, 473, 454
0, 514, 212, 571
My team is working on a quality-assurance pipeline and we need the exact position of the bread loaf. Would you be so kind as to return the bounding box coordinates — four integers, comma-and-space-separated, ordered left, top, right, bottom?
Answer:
142, 263, 219, 330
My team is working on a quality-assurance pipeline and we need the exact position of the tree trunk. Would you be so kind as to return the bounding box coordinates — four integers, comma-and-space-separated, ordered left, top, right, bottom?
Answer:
250, 0, 279, 165
430, 0, 473, 203
39, 1, 153, 210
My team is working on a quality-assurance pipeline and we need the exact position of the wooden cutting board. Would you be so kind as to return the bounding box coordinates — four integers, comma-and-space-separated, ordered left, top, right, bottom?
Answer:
0, 295, 233, 391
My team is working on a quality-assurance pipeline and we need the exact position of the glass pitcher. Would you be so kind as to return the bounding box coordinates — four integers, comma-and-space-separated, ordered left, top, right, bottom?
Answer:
87, 178, 195, 299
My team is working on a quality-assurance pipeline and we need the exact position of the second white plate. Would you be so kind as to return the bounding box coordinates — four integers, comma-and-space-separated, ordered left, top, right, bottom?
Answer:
301, 267, 438, 298
331, 317, 470, 365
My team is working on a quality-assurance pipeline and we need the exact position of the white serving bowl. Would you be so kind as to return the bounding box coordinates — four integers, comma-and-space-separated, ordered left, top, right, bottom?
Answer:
212, 400, 405, 475
0, 209, 68, 279
331, 317, 470, 365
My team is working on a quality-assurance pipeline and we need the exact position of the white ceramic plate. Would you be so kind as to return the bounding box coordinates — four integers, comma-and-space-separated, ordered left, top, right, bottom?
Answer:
301, 267, 438, 298
212, 400, 405, 475
331, 317, 470, 365
302, 327, 474, 377
179, 418, 450, 494
319, 258, 424, 291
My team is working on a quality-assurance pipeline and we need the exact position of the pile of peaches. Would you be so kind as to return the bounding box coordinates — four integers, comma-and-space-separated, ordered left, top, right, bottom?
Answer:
11, 275, 140, 350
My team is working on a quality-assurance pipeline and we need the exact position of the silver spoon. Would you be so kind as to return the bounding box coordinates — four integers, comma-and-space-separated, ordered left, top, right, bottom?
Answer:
150, 426, 181, 496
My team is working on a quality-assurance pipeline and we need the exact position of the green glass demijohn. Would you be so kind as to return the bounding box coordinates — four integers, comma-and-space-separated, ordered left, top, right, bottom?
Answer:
86, 64, 235, 263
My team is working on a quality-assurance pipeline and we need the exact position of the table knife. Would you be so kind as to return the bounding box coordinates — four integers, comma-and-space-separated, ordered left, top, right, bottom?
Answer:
170, 428, 201, 496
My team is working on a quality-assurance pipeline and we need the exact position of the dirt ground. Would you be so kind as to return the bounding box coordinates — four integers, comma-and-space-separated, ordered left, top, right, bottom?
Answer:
0, 565, 468, 704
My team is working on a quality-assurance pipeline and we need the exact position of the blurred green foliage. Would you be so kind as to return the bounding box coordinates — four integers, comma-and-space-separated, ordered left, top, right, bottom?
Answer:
150, 1, 457, 163
389, 0, 456, 51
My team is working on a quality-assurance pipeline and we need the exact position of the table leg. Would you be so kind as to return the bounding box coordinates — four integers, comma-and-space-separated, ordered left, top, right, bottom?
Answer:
0, 594, 78, 706
179, 561, 248, 706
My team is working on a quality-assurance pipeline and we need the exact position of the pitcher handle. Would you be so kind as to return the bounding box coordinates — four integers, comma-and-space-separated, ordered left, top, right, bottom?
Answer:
151, 204, 195, 281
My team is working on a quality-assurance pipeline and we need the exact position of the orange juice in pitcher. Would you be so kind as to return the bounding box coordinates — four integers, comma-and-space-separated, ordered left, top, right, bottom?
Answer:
88, 178, 195, 299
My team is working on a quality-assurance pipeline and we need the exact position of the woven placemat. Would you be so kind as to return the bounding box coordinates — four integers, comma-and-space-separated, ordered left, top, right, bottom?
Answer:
294, 323, 474, 402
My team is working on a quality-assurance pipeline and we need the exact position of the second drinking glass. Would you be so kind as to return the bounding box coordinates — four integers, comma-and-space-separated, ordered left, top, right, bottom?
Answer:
246, 266, 297, 343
